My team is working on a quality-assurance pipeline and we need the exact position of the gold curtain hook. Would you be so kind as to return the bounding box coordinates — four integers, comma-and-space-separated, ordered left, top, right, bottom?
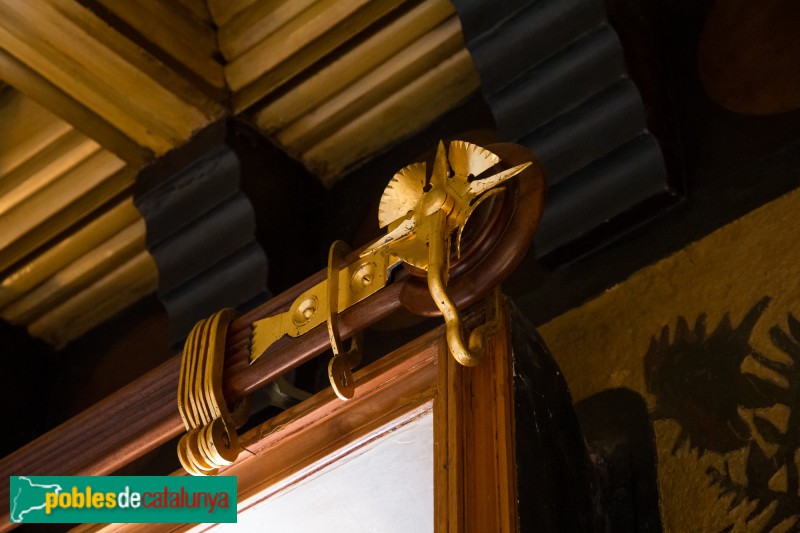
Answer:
326, 240, 363, 400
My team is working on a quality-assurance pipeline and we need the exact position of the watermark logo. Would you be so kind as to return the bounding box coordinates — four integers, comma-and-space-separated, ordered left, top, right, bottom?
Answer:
9, 476, 236, 524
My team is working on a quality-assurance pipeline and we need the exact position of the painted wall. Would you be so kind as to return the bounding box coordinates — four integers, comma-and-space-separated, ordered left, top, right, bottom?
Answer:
540, 187, 800, 531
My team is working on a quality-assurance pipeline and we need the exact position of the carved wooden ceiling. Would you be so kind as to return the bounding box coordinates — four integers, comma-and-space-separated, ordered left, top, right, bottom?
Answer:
2, 0, 799, 496
0, 0, 700, 352
0, 0, 478, 347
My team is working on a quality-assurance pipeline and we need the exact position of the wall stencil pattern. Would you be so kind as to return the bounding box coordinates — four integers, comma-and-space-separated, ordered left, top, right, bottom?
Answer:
539, 187, 800, 532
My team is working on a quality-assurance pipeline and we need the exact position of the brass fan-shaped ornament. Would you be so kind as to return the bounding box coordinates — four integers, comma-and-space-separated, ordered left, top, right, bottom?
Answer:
362, 140, 531, 365
249, 139, 535, 379
378, 162, 426, 232
364, 140, 528, 269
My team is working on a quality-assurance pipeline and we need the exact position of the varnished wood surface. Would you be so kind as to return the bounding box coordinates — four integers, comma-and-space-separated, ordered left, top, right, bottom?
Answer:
0, 282, 409, 529
76, 297, 517, 533
227, 0, 406, 111
0, 278, 404, 529
0, 158, 542, 527
434, 298, 516, 532
0, 157, 134, 273
2, 220, 145, 324
218, 0, 318, 62
0, 0, 488, 352
0, 0, 237, 347
213, 327, 443, 532
0, 199, 140, 309
252, 0, 455, 134
90, 0, 224, 92
0, 1, 216, 155
74, 326, 443, 533
276, 17, 464, 153
0, 89, 158, 346
215, 0, 481, 183
27, 249, 159, 347
0, 50, 151, 165
301, 46, 479, 181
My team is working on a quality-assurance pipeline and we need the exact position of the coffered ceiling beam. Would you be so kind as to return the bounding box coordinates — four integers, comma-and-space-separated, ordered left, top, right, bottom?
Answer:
0, 49, 150, 165
0, 198, 140, 310
206, 0, 256, 28
1, 219, 145, 326
28, 249, 158, 348
303, 47, 480, 183
225, 0, 407, 113
253, 0, 456, 134
0, 151, 135, 274
0, 0, 223, 157
275, 16, 464, 155
86, 0, 225, 96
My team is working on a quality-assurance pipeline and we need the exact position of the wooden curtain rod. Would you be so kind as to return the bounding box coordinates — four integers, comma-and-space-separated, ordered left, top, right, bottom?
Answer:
0, 143, 544, 527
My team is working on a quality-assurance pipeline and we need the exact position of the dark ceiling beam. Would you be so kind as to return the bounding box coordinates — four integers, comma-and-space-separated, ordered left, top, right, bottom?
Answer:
451, 0, 677, 262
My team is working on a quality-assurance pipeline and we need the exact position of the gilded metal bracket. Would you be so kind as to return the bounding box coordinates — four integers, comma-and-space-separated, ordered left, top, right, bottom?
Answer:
361, 141, 529, 366
177, 308, 242, 476
250, 140, 532, 394
250, 246, 394, 363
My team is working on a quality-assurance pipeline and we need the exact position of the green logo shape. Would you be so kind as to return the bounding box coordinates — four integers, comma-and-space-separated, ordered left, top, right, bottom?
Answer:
9, 476, 237, 524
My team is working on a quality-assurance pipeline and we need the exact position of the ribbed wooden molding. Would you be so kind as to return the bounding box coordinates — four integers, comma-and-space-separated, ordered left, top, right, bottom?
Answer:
233, 0, 480, 184
252, 0, 456, 133
304, 46, 479, 183
0, 150, 131, 272
0, 134, 103, 220
0, 90, 135, 272
0, 48, 150, 165
218, 0, 319, 62
28, 250, 158, 348
0, 198, 157, 349
206, 0, 256, 28
0, 0, 485, 348
0, 0, 223, 156
90, 0, 224, 92
0, 199, 141, 310
0, 89, 73, 183
226, 0, 408, 113
0, 91, 158, 348
1, 0, 481, 185
2, 220, 145, 325
275, 16, 464, 151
